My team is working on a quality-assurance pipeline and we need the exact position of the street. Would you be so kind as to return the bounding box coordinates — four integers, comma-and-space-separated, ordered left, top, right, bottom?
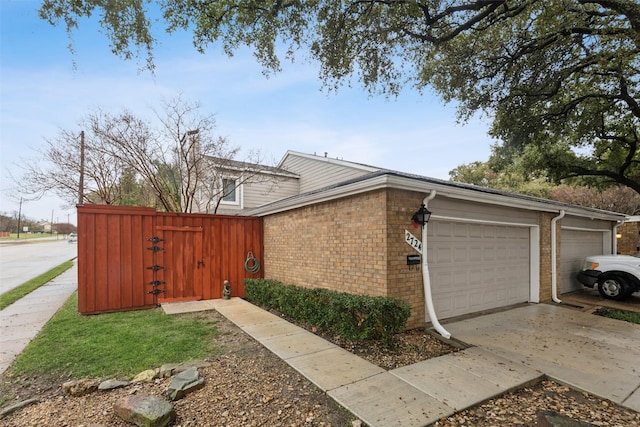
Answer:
0, 238, 77, 294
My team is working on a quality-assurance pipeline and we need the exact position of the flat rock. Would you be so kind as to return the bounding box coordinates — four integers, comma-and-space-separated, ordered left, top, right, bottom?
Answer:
0, 398, 38, 417
159, 360, 211, 378
166, 367, 205, 401
132, 369, 158, 383
114, 394, 175, 427
98, 379, 130, 391
537, 410, 597, 427
62, 379, 99, 396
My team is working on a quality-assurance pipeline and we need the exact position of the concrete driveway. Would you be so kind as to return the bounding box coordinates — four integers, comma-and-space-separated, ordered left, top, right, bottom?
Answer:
445, 303, 640, 412
561, 288, 640, 313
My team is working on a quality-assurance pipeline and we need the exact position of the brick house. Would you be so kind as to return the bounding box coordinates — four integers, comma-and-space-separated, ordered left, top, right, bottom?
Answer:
242, 151, 626, 329
616, 216, 640, 255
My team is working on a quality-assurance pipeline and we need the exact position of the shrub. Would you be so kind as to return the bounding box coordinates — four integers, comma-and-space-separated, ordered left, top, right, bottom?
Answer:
244, 279, 410, 342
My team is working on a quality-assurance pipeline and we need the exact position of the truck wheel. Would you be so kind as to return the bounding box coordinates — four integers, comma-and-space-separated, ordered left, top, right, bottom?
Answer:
597, 275, 631, 300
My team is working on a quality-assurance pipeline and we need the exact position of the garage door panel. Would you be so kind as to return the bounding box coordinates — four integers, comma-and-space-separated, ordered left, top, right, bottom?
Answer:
560, 230, 606, 293
454, 247, 467, 262
429, 221, 530, 319
454, 223, 467, 237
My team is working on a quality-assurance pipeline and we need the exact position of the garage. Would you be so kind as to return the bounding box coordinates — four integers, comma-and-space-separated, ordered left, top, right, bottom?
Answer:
560, 228, 610, 293
428, 220, 532, 319
253, 153, 627, 329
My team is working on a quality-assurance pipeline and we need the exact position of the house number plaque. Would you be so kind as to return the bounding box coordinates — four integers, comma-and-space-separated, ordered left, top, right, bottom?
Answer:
404, 230, 422, 254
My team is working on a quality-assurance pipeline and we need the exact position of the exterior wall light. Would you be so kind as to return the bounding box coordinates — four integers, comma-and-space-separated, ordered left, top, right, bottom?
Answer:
411, 203, 432, 228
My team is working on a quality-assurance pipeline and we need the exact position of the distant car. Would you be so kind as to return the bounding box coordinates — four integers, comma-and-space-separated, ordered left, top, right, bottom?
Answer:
576, 255, 640, 300
68, 233, 77, 243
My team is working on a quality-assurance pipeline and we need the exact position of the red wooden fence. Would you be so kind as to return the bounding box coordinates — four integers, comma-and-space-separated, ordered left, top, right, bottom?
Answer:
77, 204, 263, 314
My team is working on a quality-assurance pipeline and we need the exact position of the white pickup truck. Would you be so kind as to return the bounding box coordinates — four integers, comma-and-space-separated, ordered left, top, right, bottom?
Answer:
577, 255, 640, 300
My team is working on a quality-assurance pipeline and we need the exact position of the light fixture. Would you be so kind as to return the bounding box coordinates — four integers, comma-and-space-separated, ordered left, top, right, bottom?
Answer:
411, 203, 432, 228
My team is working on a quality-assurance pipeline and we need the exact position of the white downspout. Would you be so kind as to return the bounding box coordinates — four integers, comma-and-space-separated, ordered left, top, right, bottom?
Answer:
421, 190, 451, 339
551, 210, 565, 303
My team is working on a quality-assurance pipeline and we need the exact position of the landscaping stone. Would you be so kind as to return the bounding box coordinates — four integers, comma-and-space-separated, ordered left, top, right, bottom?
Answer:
159, 360, 210, 378
98, 379, 130, 391
158, 363, 179, 378
0, 398, 38, 418
166, 367, 205, 401
132, 369, 158, 383
537, 410, 597, 427
62, 379, 99, 396
114, 395, 175, 427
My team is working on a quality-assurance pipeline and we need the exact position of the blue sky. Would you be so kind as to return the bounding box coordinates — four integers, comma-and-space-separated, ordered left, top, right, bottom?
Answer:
1, 1, 495, 224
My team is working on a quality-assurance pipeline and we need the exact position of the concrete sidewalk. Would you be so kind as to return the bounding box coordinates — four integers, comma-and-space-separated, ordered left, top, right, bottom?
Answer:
3, 270, 637, 426
163, 298, 544, 427
0, 262, 78, 375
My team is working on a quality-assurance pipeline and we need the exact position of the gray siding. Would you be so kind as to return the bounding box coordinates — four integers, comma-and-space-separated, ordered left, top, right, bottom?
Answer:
243, 176, 300, 209
429, 197, 539, 225
215, 175, 299, 215
280, 153, 375, 193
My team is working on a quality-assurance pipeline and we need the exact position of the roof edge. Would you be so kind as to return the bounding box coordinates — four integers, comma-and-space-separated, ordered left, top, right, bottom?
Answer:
246, 172, 627, 221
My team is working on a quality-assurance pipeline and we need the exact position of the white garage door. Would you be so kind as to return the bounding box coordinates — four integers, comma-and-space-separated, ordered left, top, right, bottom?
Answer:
560, 230, 606, 293
428, 221, 531, 319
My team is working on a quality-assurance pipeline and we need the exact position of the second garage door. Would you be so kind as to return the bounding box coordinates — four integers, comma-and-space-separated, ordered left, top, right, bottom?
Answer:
428, 220, 531, 319
560, 229, 607, 293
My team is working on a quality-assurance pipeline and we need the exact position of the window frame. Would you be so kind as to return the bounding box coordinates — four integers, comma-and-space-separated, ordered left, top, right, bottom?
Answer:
220, 176, 241, 206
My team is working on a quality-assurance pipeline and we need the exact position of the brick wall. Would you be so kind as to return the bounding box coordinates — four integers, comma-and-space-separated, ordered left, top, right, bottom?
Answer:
263, 188, 574, 330
385, 189, 428, 329
263, 188, 429, 329
263, 189, 389, 296
538, 212, 552, 302
617, 222, 640, 255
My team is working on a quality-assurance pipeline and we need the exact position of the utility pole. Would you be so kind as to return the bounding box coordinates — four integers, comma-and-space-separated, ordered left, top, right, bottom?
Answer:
17, 197, 22, 239
78, 130, 85, 206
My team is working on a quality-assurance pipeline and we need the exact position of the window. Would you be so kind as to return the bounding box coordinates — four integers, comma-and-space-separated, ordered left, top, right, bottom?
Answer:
222, 177, 238, 204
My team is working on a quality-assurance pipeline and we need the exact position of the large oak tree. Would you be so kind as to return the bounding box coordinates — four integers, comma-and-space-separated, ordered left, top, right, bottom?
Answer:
39, 1, 639, 192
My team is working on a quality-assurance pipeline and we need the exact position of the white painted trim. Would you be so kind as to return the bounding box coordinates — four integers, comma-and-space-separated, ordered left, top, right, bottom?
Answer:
220, 176, 241, 206
561, 226, 610, 232
429, 214, 536, 227
530, 227, 541, 303
278, 150, 379, 172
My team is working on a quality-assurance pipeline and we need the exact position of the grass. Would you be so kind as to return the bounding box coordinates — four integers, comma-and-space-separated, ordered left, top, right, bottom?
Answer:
594, 307, 640, 324
0, 233, 58, 240
9, 294, 220, 379
0, 260, 74, 310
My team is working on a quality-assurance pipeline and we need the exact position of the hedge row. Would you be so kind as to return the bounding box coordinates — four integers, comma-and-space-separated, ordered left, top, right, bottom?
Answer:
243, 279, 411, 342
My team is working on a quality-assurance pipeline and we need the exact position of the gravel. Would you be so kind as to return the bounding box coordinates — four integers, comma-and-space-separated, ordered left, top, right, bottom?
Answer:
1, 307, 639, 426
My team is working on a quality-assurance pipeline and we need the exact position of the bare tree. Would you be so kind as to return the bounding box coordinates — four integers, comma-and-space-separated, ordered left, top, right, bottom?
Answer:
87, 108, 182, 212
154, 95, 245, 213
18, 95, 269, 213
18, 126, 126, 207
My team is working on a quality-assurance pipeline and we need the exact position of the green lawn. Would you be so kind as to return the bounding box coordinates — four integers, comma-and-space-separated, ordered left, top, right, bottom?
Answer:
0, 233, 60, 240
9, 294, 221, 379
594, 307, 640, 324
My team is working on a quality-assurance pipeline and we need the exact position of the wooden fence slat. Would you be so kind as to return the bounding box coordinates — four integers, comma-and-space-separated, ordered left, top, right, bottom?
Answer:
77, 205, 263, 314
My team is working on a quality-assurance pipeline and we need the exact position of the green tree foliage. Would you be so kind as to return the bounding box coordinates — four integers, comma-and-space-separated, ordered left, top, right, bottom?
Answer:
450, 155, 640, 214
39, 1, 640, 192
449, 159, 556, 199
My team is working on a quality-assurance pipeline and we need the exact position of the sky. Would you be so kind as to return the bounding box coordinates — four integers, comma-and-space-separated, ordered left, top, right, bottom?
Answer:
0, 1, 496, 225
